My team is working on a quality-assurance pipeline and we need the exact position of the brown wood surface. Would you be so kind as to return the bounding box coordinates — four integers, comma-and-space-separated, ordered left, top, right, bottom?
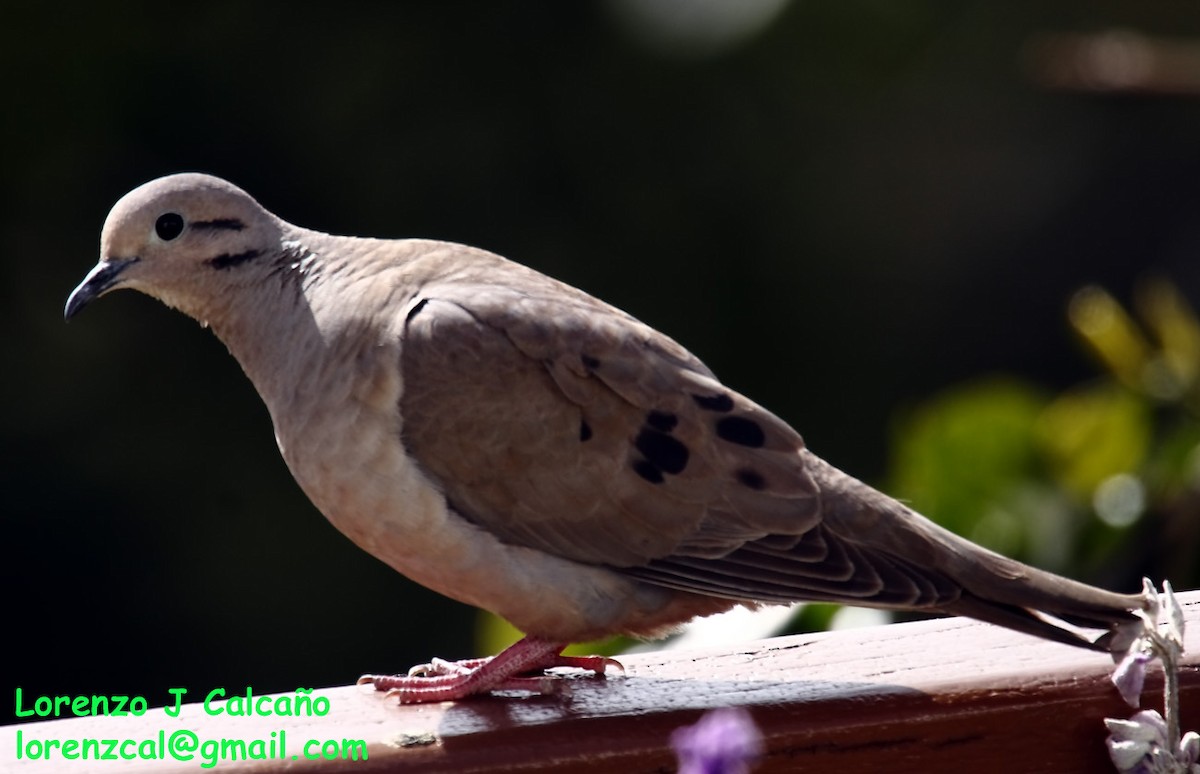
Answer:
7, 591, 1199, 773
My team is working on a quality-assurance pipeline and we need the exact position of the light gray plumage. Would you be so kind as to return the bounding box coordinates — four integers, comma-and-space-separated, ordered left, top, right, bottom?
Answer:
66, 173, 1144, 701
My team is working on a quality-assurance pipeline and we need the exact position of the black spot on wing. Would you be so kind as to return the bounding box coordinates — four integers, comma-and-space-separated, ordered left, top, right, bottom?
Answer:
645, 410, 678, 432
715, 416, 766, 448
580, 420, 593, 442
634, 429, 689, 475
581, 354, 601, 371
736, 468, 767, 490
631, 459, 664, 484
406, 298, 429, 324
206, 249, 262, 270
692, 393, 734, 412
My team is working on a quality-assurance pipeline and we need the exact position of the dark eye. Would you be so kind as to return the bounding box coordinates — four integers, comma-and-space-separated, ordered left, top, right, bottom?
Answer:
155, 213, 185, 241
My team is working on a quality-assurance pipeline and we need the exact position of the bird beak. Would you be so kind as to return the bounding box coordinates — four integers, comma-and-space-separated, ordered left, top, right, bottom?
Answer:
64, 258, 138, 320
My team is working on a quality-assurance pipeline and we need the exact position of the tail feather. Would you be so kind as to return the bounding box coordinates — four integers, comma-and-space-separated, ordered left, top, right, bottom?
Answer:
941, 589, 1141, 654
937, 533, 1145, 654
810, 455, 1148, 655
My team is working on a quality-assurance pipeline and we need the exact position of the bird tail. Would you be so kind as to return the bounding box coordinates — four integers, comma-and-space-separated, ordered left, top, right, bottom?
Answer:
811, 455, 1147, 655
933, 536, 1146, 654
937, 571, 1144, 654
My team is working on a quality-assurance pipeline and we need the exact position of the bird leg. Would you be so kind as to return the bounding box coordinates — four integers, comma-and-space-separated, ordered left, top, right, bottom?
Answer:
358, 635, 623, 703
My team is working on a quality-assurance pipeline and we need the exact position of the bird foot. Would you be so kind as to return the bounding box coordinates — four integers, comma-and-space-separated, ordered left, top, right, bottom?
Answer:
357, 636, 623, 703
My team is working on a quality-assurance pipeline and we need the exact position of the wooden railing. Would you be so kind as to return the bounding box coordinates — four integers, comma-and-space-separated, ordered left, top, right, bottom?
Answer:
7, 590, 1199, 773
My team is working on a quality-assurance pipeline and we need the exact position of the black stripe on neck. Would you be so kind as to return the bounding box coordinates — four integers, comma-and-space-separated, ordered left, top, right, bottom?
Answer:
206, 249, 262, 270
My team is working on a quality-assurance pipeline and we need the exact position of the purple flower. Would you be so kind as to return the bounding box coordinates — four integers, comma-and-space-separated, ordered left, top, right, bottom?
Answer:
1106, 711, 1200, 773
1106, 711, 1168, 773
1104, 579, 1195, 773
671, 707, 764, 774
1181, 732, 1200, 769
1113, 648, 1154, 708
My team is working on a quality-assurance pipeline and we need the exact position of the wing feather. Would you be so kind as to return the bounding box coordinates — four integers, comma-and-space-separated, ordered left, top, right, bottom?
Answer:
398, 268, 961, 611
391, 247, 1139, 649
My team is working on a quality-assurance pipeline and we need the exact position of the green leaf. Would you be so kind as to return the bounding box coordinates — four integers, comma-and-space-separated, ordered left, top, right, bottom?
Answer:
1035, 384, 1150, 498
888, 377, 1046, 541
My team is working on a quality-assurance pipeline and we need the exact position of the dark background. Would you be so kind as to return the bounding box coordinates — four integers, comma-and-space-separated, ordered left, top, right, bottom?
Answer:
6, 2, 1200, 718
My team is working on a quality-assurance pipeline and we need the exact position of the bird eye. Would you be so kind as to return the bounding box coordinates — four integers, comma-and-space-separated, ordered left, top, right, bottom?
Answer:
155, 213, 185, 241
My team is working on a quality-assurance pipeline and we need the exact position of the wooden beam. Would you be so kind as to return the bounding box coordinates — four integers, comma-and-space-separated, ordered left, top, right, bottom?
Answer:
7, 591, 1199, 772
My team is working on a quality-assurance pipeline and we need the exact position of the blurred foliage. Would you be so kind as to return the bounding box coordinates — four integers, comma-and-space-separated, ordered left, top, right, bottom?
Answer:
786, 603, 844, 635
889, 278, 1200, 595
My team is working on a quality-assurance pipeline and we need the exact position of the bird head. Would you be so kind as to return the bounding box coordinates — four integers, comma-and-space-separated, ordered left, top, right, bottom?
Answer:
65, 173, 284, 323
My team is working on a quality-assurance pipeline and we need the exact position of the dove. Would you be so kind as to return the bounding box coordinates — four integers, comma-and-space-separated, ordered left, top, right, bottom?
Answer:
66, 173, 1145, 703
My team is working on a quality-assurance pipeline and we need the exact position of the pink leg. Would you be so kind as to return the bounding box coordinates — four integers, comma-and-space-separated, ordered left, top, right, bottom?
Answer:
358, 636, 623, 703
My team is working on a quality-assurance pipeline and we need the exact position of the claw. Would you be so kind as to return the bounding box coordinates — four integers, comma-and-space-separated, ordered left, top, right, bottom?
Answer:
548, 654, 625, 676
362, 636, 618, 703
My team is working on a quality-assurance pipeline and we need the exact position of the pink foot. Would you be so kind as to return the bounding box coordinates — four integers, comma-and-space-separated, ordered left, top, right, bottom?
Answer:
357, 636, 624, 703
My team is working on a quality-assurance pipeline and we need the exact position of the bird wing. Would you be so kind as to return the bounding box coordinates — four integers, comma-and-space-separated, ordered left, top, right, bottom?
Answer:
399, 265, 959, 609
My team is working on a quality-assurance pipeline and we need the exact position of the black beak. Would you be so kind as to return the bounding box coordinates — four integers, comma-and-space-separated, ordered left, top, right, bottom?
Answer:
64, 258, 138, 320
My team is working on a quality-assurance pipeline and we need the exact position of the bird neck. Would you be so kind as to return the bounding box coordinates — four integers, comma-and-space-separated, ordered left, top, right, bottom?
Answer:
203, 229, 407, 433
